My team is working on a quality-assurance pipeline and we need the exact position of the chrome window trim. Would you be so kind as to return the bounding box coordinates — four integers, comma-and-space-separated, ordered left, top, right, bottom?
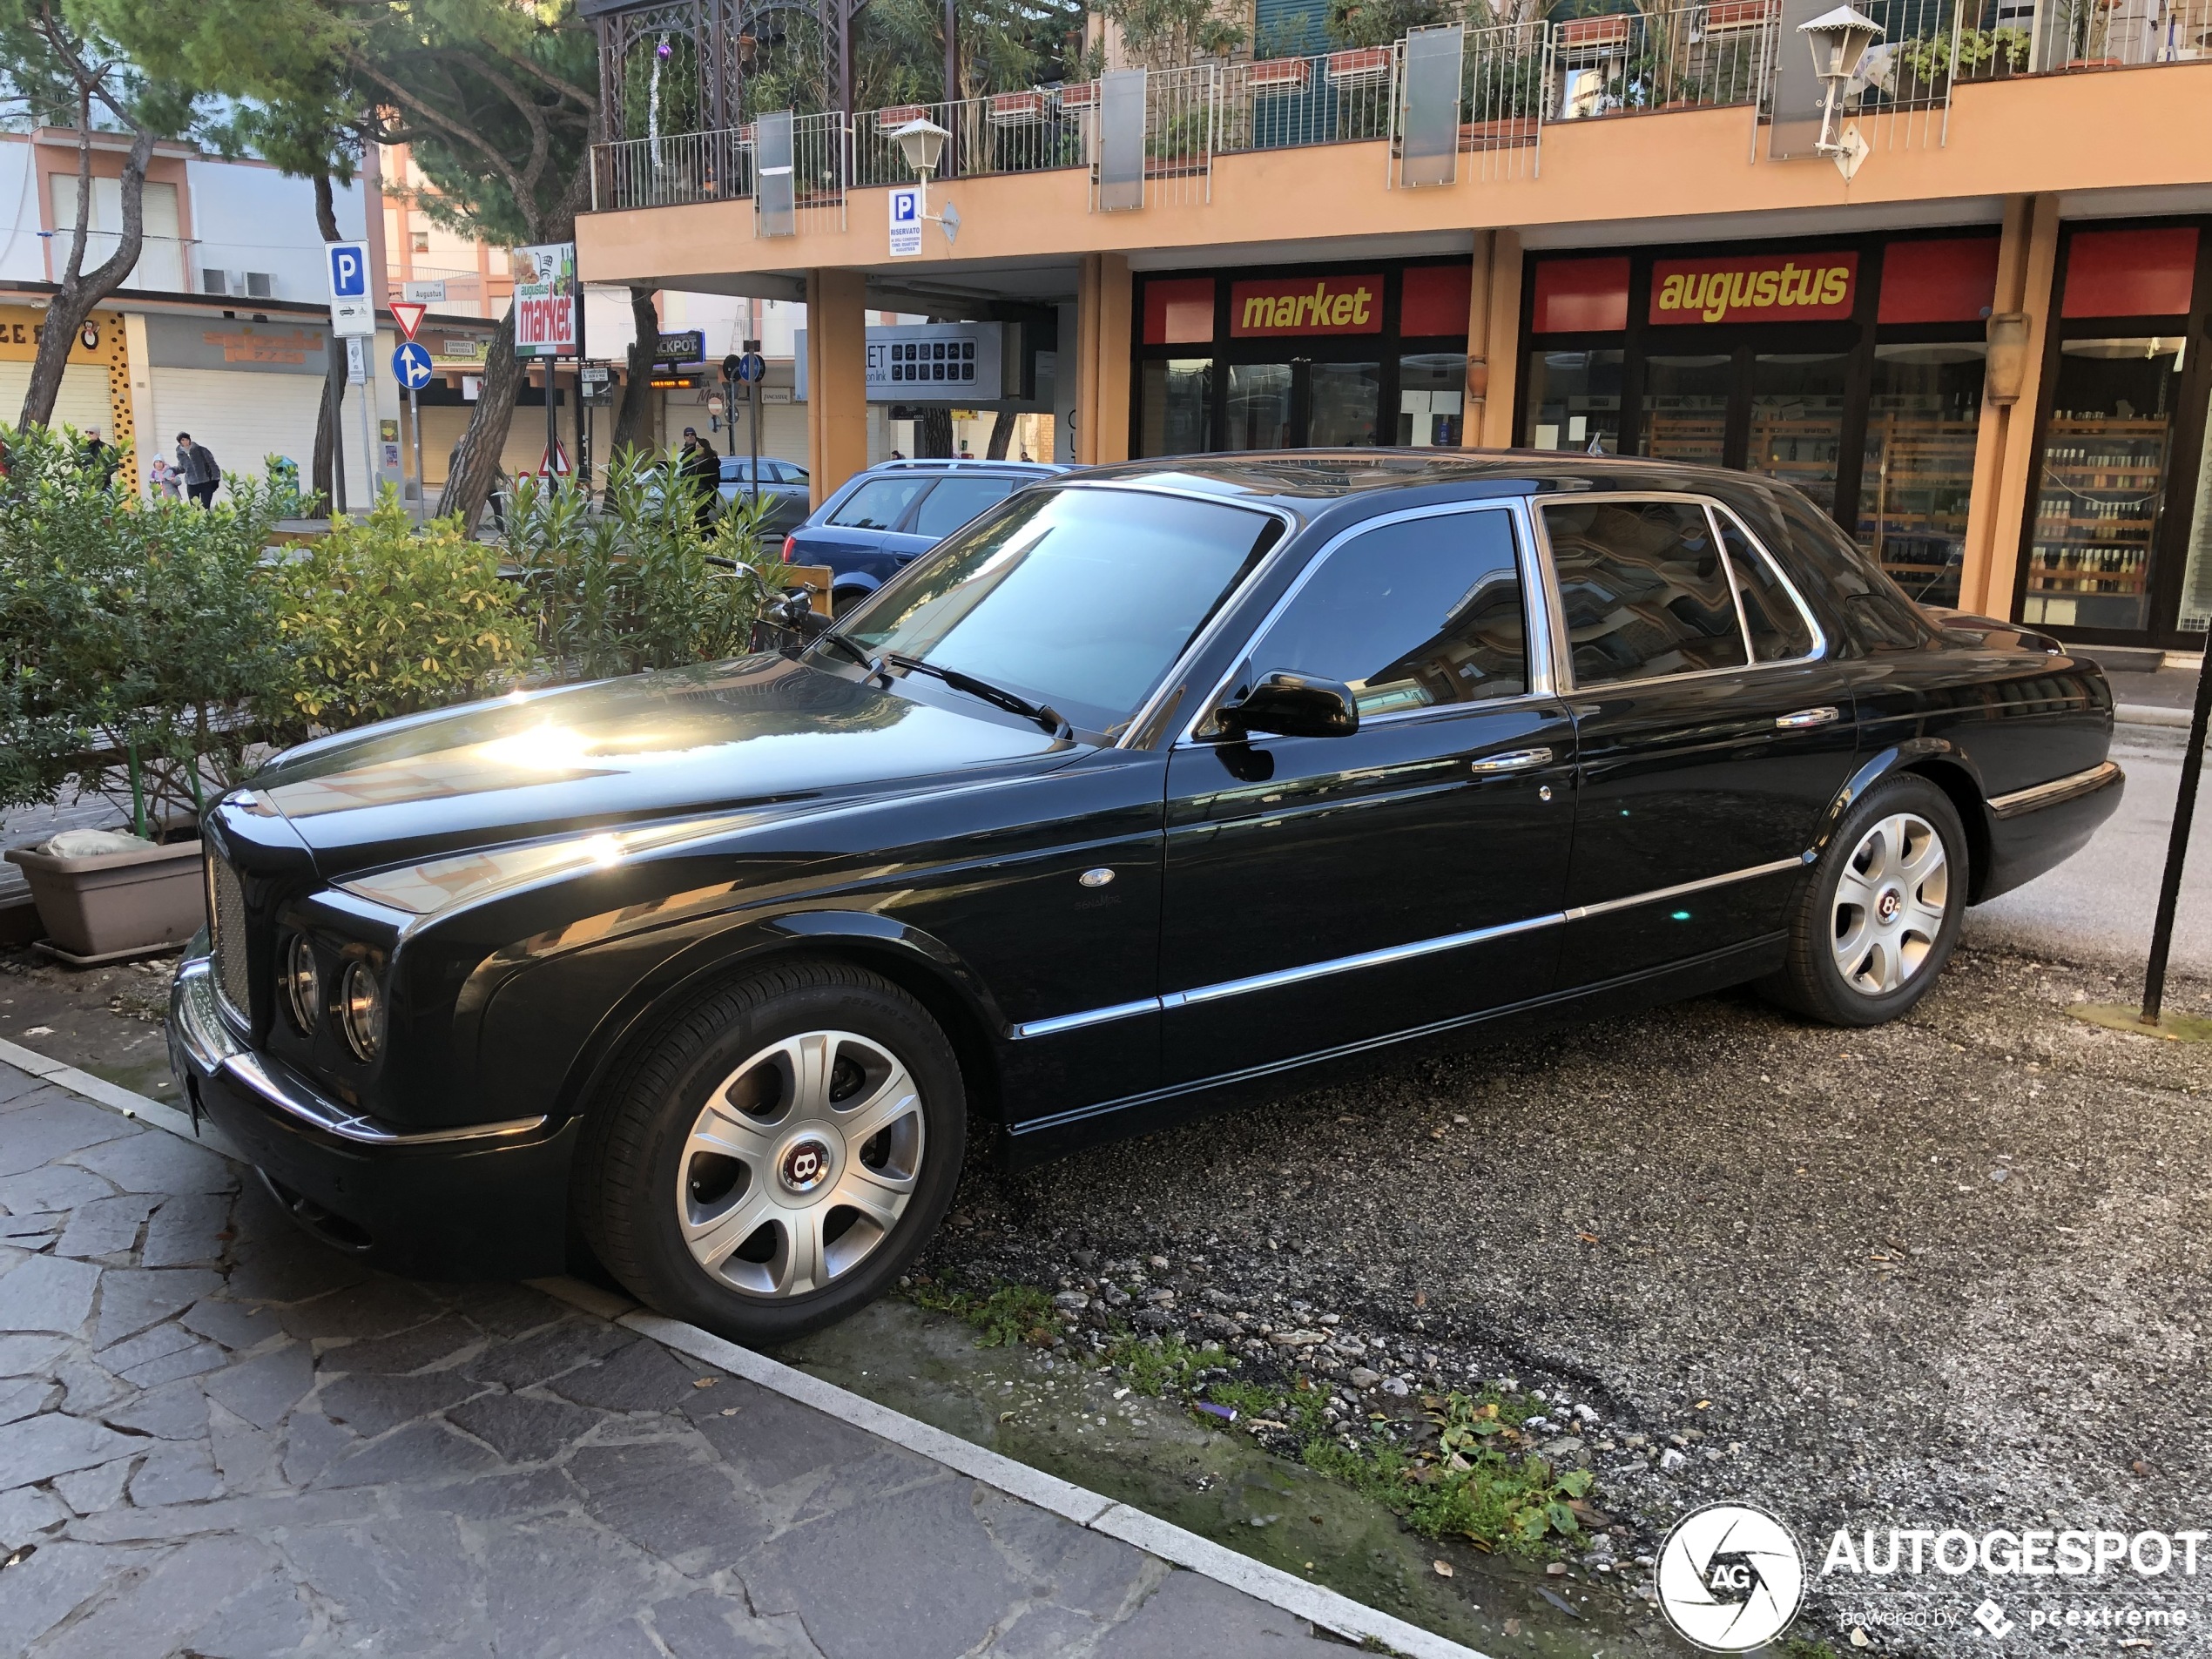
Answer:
1005, 852, 1807, 1037
1175, 497, 1552, 748
1988, 760, 2122, 819
1527, 490, 1829, 695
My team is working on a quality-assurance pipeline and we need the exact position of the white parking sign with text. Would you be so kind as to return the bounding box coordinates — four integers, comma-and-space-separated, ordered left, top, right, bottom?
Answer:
888, 187, 922, 259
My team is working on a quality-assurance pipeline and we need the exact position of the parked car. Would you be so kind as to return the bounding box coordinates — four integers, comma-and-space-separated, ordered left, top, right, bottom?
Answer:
717, 456, 812, 536
171, 452, 2121, 1345
782, 458, 1069, 612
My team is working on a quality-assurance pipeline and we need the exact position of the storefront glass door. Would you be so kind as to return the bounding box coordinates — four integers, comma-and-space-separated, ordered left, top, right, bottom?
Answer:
1642, 354, 1731, 464
1226, 363, 1295, 449
2024, 337, 2188, 633
1307, 361, 1383, 446
1858, 343, 1986, 609
1139, 359, 1213, 457
1748, 352, 1851, 513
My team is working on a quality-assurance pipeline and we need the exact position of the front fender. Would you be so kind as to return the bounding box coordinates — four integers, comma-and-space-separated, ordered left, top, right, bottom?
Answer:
475, 904, 1016, 1131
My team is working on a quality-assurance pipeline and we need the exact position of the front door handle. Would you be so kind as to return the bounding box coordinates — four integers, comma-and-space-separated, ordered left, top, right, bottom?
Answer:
1774, 706, 1842, 730
1469, 746, 1554, 774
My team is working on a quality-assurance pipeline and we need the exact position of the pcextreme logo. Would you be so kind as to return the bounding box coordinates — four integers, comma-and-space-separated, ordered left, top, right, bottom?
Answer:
1649, 253, 1858, 324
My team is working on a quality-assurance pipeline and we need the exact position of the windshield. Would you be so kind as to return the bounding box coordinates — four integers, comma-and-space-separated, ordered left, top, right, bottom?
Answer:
837, 486, 1279, 737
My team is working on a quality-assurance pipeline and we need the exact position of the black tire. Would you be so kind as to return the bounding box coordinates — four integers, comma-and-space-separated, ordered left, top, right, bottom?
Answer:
577, 957, 966, 1344
1762, 773, 1969, 1027
830, 585, 866, 619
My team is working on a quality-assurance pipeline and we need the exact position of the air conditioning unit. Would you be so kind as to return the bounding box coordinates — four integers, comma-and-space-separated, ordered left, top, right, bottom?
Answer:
244, 272, 273, 299
201, 267, 230, 295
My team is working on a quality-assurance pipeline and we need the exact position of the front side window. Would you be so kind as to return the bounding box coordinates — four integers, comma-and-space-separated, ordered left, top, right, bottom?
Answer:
1244, 509, 1527, 714
841, 488, 1279, 736
829, 475, 927, 529
1545, 499, 1748, 685
911, 475, 1022, 538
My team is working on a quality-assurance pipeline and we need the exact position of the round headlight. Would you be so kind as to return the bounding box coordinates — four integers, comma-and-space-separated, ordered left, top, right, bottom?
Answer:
339, 961, 385, 1061
281, 934, 321, 1033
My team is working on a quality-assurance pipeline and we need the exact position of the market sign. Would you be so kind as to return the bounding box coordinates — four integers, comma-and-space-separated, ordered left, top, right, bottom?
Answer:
1650, 252, 1858, 325
1230, 275, 1383, 337
514, 241, 577, 357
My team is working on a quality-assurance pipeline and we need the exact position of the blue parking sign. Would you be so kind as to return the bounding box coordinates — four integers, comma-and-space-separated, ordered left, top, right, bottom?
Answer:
328, 243, 368, 298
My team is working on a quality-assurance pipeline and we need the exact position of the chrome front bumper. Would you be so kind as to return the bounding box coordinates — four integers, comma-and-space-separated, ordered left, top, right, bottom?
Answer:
168, 947, 545, 1148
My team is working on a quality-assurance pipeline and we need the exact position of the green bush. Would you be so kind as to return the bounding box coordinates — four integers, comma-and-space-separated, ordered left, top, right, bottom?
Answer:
266, 492, 534, 738
0, 422, 289, 827
501, 453, 777, 681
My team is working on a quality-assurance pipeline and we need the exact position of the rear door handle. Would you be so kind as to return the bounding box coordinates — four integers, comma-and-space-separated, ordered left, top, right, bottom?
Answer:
1469, 746, 1554, 774
1774, 706, 1842, 730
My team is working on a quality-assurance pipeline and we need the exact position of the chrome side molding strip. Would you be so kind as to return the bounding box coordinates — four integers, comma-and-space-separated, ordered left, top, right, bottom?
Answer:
1988, 760, 2122, 820
175, 956, 547, 1146
1008, 855, 1810, 1038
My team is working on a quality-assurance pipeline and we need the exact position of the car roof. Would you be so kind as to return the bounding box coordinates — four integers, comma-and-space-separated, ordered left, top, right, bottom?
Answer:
856, 458, 1070, 478
1054, 449, 1782, 513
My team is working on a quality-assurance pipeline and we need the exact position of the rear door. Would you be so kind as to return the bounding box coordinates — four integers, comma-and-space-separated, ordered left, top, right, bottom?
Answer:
1159, 501, 1578, 1083
1541, 495, 1860, 986
793, 472, 935, 582
875, 472, 1030, 563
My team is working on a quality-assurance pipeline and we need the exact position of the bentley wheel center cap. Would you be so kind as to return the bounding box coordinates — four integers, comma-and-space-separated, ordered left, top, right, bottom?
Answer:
1877, 887, 1903, 925
779, 1136, 833, 1195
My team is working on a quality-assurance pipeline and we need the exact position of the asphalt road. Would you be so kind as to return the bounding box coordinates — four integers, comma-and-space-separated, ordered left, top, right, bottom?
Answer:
1968, 732, 2212, 975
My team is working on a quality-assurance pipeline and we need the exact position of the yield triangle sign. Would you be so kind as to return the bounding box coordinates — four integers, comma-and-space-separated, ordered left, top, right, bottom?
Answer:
539, 441, 571, 477
391, 302, 427, 341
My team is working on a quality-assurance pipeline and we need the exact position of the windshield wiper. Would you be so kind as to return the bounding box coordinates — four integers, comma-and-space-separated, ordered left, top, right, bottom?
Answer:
885, 652, 1073, 740
809, 627, 879, 672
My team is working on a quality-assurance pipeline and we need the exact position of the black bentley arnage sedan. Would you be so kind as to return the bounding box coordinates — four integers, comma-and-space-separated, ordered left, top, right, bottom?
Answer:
171, 453, 2121, 1340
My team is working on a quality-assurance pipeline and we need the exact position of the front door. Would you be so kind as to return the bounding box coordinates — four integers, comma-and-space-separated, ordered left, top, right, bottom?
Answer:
1539, 495, 1862, 985
1159, 502, 1578, 1084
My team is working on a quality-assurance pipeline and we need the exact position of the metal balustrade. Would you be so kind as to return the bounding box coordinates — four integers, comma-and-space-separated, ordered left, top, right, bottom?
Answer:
1544, 1, 1779, 125
1459, 20, 1550, 179
590, 127, 753, 212
851, 90, 1089, 188
1219, 45, 1399, 155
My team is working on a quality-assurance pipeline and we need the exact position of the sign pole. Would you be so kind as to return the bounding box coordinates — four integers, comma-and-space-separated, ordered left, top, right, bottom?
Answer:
576, 287, 591, 500
408, 383, 422, 509
2141, 645, 2212, 1023
545, 356, 558, 493
358, 371, 377, 504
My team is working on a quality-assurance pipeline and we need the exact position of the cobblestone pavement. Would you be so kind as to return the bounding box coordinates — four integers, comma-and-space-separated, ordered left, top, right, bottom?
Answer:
0, 1061, 1353, 1658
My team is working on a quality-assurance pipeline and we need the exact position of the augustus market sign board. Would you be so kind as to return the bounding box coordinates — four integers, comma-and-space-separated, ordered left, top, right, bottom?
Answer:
514, 242, 578, 357
1649, 253, 1858, 325
1230, 275, 1384, 337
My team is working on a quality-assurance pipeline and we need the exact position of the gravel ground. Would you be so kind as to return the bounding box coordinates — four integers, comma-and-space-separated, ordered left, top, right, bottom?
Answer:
920, 943, 2212, 1656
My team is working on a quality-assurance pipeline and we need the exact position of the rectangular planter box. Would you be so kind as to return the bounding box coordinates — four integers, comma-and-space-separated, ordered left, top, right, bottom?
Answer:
1248, 56, 1316, 93
876, 105, 930, 132
1703, 1, 1775, 31
1056, 81, 1099, 110
988, 91, 1049, 125
1559, 16, 1633, 48
1326, 47, 1396, 84
4, 838, 206, 962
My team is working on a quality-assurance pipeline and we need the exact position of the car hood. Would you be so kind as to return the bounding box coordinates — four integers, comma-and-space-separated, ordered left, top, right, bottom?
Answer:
237, 655, 1079, 880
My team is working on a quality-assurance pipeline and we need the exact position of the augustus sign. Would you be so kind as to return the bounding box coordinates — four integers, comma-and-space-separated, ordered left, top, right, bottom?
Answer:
1649, 252, 1858, 325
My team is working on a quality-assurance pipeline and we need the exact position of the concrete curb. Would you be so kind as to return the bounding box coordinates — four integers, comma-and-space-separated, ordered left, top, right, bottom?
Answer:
2117, 704, 2192, 730
3, 1035, 1488, 1659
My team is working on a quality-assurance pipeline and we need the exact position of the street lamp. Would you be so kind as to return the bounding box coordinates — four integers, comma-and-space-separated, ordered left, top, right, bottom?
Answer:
1798, 4, 1883, 179
888, 118, 963, 245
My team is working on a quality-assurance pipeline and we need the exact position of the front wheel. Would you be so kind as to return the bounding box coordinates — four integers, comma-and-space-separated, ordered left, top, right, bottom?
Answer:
577, 959, 966, 1343
1763, 773, 1968, 1027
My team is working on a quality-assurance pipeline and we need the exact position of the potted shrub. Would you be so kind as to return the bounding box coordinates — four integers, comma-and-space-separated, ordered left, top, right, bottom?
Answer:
0, 423, 287, 963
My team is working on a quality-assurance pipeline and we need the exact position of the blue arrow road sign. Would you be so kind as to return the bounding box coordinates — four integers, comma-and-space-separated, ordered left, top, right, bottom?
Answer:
391, 341, 434, 390
328, 243, 367, 298
734, 352, 766, 382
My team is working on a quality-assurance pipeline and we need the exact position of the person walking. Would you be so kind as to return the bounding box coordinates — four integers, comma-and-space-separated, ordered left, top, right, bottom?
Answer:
678, 427, 719, 528
176, 432, 219, 508
146, 455, 182, 500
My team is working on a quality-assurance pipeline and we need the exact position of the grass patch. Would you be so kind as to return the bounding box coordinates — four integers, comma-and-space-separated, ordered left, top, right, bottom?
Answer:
1104, 1331, 1231, 1396
908, 1280, 1062, 1349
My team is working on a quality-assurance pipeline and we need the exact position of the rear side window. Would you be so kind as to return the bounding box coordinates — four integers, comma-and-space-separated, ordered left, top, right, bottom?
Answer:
912, 475, 1022, 538
1544, 499, 1747, 685
1245, 509, 1527, 713
1716, 512, 1816, 661
829, 475, 927, 529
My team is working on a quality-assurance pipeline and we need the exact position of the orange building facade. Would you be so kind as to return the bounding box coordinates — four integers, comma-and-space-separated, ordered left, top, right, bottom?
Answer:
577, 30, 2212, 651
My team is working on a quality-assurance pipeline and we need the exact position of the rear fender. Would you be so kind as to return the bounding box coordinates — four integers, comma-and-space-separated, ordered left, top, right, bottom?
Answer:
1813, 740, 1993, 898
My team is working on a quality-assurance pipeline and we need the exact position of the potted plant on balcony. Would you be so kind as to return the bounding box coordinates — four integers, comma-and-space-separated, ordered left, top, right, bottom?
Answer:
0, 424, 288, 964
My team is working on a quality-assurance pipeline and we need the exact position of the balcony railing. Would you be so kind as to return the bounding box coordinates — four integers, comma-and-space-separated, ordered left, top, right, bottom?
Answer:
584, 0, 2209, 218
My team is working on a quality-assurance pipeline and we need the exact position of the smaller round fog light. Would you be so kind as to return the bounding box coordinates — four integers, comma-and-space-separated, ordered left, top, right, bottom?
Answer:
282, 934, 321, 1033
339, 961, 385, 1061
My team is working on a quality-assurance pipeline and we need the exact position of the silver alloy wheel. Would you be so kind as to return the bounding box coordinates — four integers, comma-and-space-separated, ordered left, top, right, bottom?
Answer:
676, 1028, 925, 1298
1831, 811, 1949, 997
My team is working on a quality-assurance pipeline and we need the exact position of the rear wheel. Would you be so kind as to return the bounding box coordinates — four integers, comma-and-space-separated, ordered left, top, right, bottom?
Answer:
577, 959, 965, 1343
1764, 773, 1967, 1027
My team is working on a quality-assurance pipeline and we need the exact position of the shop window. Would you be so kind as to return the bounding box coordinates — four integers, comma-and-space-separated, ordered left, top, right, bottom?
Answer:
1402, 265, 1474, 336
1642, 354, 1730, 466
1139, 359, 1212, 456
1522, 348, 1622, 452
1143, 279, 1215, 346
1531, 258, 1630, 333
2025, 337, 2188, 632
1544, 499, 1750, 685
1858, 343, 1986, 609
1309, 362, 1382, 446
1748, 352, 1851, 515
2062, 228, 2199, 320
1226, 363, 1294, 449
1400, 354, 1467, 447
2178, 389, 2212, 635
1249, 509, 1527, 712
